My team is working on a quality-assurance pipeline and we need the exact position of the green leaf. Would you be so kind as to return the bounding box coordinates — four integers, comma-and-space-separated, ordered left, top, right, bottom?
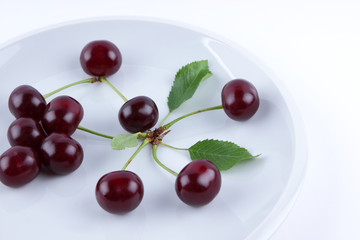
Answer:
167, 60, 212, 112
111, 133, 139, 150
188, 139, 257, 170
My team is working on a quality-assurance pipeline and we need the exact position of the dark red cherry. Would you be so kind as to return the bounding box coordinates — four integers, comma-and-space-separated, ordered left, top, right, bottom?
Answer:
221, 79, 260, 121
175, 159, 221, 207
7, 117, 46, 149
41, 96, 84, 135
8, 85, 46, 121
80, 40, 122, 77
119, 96, 159, 133
96, 171, 144, 214
0, 146, 41, 187
39, 133, 83, 175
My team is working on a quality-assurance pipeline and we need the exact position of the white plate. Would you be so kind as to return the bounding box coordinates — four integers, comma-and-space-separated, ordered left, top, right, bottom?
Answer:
0, 17, 307, 240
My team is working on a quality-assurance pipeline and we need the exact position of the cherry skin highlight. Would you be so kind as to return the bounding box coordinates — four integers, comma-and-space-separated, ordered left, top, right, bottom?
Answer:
175, 159, 221, 207
80, 40, 122, 77
7, 117, 46, 149
8, 85, 46, 121
39, 133, 83, 175
221, 79, 260, 121
41, 95, 84, 135
96, 171, 144, 214
0, 146, 41, 187
119, 96, 159, 133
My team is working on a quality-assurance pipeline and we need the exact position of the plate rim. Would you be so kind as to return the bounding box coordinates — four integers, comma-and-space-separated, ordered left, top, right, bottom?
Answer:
0, 16, 308, 240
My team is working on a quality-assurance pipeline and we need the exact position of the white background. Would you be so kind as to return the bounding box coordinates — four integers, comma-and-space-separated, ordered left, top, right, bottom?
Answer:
0, 0, 359, 239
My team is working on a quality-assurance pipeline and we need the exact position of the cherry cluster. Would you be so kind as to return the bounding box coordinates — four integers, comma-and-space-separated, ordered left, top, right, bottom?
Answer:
0, 40, 260, 214
0, 85, 84, 188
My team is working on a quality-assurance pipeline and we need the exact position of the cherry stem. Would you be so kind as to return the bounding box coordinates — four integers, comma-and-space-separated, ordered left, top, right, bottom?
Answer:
152, 145, 178, 176
100, 77, 128, 102
43, 78, 94, 99
77, 125, 114, 139
163, 105, 223, 129
121, 139, 150, 170
160, 142, 188, 151
137, 132, 148, 139
159, 112, 171, 127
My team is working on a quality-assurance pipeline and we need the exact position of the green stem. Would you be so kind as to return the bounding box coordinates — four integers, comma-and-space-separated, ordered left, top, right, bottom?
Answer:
100, 77, 128, 102
122, 139, 150, 170
152, 145, 178, 176
43, 78, 94, 99
163, 105, 223, 129
137, 132, 148, 139
159, 111, 171, 127
77, 125, 114, 139
160, 142, 188, 151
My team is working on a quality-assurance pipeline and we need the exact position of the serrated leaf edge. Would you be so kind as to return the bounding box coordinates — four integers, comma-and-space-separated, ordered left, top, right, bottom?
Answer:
188, 139, 258, 170
167, 60, 212, 112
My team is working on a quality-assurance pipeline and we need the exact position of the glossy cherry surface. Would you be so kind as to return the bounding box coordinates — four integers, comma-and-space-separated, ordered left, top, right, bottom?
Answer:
41, 95, 84, 135
7, 117, 46, 149
221, 79, 260, 121
39, 133, 83, 175
0, 146, 41, 187
119, 96, 159, 133
96, 171, 144, 214
8, 85, 46, 121
175, 159, 221, 206
80, 40, 122, 77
